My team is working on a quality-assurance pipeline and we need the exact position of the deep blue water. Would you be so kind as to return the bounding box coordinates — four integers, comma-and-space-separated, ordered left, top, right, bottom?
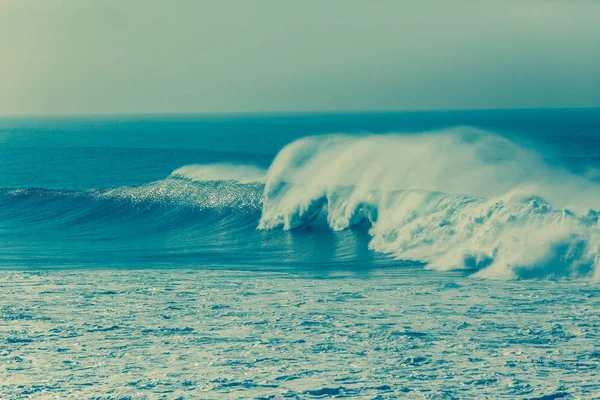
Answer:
1, 109, 600, 275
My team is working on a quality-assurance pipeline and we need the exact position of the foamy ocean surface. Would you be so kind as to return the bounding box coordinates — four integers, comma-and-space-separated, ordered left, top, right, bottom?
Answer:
1, 110, 600, 398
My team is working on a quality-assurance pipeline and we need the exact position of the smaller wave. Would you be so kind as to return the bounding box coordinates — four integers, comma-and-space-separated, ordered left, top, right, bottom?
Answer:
171, 163, 266, 183
0, 178, 265, 239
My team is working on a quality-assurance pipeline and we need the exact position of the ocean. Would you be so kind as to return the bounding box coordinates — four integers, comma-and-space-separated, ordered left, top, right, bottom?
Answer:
1, 109, 600, 398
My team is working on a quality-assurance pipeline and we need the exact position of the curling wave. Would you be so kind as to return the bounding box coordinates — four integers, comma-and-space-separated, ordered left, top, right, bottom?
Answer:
2, 128, 600, 279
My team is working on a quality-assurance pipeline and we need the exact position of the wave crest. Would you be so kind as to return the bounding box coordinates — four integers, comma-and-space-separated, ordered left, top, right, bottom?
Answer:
259, 129, 600, 279
4, 129, 600, 279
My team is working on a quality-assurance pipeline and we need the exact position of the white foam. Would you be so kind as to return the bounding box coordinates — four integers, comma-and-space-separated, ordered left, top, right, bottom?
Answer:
258, 128, 600, 279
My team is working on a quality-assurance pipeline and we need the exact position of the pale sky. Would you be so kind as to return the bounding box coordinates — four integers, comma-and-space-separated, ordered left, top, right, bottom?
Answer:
1, 0, 599, 115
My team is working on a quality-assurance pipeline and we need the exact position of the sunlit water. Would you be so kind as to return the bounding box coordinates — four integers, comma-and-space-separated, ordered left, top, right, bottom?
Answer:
2, 270, 599, 398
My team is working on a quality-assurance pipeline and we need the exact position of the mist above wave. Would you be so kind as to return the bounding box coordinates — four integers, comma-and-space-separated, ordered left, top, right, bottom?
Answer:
171, 163, 266, 184
258, 128, 600, 279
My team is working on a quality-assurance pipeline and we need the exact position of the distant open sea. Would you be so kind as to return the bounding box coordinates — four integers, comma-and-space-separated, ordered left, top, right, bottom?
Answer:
1, 109, 600, 398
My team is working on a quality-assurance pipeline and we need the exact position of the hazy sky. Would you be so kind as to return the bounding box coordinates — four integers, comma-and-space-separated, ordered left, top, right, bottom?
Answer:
1, 0, 599, 115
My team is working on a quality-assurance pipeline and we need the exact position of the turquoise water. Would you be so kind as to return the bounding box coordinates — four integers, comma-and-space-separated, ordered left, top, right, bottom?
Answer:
1, 110, 600, 397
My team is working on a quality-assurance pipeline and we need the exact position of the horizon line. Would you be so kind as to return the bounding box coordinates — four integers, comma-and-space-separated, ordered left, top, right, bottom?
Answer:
1, 106, 599, 119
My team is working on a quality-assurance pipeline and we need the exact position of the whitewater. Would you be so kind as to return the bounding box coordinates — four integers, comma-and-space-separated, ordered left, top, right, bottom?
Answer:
1, 110, 599, 398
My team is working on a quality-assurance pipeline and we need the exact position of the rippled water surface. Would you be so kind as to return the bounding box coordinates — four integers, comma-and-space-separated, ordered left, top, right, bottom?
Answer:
2, 269, 599, 399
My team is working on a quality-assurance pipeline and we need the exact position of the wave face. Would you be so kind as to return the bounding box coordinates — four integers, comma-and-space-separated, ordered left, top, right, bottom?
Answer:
2, 117, 600, 279
0, 175, 385, 269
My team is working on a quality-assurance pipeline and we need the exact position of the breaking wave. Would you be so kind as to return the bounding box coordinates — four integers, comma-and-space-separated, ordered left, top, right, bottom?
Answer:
258, 128, 600, 280
2, 128, 600, 279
